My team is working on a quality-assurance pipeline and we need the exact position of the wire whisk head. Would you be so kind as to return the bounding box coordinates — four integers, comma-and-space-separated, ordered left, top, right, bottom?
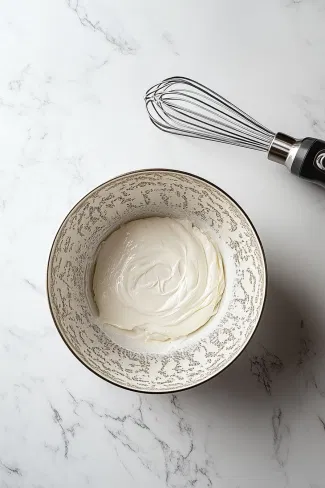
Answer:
145, 77, 275, 152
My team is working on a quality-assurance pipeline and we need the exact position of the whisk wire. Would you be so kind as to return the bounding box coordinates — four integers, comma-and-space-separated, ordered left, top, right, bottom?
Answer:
160, 103, 266, 148
161, 96, 270, 144
145, 77, 275, 152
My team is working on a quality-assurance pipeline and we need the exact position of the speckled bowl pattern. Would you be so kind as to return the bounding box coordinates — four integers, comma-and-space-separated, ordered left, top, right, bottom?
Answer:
47, 169, 267, 393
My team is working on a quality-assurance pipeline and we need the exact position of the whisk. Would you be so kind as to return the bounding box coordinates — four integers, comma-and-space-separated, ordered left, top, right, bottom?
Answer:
145, 76, 325, 187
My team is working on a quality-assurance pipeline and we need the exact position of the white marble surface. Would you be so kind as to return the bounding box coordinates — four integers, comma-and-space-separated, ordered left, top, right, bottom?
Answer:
1, 0, 325, 486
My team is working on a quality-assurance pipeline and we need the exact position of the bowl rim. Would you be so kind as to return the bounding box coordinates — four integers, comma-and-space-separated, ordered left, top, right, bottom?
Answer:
47, 168, 268, 394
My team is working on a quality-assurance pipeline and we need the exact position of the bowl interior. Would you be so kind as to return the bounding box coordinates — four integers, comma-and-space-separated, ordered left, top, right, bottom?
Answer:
47, 170, 266, 393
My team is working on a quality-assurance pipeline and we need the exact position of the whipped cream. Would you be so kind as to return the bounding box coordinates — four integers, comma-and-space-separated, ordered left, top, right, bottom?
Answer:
93, 217, 225, 342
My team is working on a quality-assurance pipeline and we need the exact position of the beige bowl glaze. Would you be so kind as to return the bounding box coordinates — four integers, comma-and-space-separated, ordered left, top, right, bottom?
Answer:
47, 169, 267, 393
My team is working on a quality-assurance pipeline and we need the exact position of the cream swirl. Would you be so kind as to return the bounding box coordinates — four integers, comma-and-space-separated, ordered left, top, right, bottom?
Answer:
93, 217, 225, 341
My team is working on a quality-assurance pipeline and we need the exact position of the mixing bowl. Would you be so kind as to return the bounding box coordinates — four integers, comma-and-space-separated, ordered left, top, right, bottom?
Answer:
47, 169, 267, 393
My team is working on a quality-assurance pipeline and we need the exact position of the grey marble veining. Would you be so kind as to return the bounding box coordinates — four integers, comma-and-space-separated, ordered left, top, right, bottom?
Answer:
1, 0, 325, 487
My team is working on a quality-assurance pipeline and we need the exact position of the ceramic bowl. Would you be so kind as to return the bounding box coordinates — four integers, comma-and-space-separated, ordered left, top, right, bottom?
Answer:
47, 169, 267, 393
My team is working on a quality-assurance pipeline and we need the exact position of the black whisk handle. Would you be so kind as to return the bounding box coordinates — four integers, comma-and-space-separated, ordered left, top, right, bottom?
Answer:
291, 138, 325, 187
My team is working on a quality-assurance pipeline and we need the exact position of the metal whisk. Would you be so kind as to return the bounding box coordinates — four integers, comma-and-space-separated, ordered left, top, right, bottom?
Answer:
145, 76, 325, 188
